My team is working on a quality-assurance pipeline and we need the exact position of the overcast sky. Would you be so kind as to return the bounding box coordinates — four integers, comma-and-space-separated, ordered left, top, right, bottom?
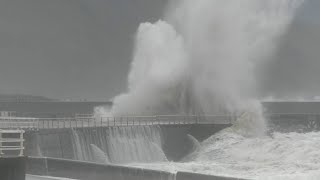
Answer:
0, 0, 319, 101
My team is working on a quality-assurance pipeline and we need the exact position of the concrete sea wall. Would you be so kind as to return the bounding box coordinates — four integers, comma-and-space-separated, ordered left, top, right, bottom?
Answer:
27, 157, 250, 180
24, 124, 230, 162
176, 171, 247, 180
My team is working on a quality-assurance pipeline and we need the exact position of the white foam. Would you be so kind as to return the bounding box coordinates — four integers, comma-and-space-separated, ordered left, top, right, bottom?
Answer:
132, 130, 320, 179
100, 0, 304, 118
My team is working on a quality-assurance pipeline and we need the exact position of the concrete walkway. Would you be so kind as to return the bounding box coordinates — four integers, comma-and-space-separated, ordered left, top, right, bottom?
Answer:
26, 175, 78, 180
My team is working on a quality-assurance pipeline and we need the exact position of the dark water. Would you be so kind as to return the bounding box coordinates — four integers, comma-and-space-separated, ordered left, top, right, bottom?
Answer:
0, 101, 319, 118
0, 101, 111, 117
262, 101, 320, 114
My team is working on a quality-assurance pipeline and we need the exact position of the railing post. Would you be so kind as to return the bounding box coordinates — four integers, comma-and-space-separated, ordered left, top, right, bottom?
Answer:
19, 131, 24, 156
82, 118, 84, 128
114, 117, 116, 126
0, 132, 3, 156
197, 115, 199, 124
127, 116, 129, 126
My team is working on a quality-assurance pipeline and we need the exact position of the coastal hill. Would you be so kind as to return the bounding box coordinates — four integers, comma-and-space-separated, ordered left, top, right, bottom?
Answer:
0, 94, 56, 102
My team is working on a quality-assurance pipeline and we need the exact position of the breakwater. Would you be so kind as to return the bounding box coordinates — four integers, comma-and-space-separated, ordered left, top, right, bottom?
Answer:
24, 124, 229, 163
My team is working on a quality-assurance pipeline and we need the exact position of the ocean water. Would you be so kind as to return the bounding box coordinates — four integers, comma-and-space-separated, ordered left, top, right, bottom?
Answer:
130, 127, 320, 180
0, 101, 111, 117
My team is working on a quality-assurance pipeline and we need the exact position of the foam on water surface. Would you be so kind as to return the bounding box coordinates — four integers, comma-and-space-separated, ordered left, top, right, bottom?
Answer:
131, 129, 320, 179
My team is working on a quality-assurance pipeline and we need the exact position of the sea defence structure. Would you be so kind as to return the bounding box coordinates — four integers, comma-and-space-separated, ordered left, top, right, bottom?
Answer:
16, 115, 234, 162
1, 115, 244, 180
1, 113, 319, 161
1, 113, 320, 180
26, 156, 247, 180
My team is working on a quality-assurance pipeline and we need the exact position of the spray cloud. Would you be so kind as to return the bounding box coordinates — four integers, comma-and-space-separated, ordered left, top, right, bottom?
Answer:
106, 0, 303, 123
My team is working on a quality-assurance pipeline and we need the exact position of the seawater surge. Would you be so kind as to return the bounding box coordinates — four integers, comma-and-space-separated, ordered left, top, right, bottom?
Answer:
26, 0, 310, 179
96, 0, 304, 129
70, 126, 167, 164
132, 129, 320, 179
94, 0, 313, 179
96, 0, 305, 141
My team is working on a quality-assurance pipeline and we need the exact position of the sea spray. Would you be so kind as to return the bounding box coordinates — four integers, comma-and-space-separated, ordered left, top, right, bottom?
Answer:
70, 126, 167, 164
132, 131, 320, 179
96, 0, 303, 136
106, 126, 167, 164
90, 144, 110, 163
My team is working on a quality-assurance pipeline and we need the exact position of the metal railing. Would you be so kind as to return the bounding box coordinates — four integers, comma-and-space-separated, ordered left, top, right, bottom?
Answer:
0, 129, 25, 157
0, 115, 236, 130
1, 113, 320, 130
0, 117, 39, 130
265, 113, 320, 121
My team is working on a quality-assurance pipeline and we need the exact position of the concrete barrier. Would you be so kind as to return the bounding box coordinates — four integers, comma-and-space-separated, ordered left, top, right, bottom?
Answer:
176, 171, 248, 180
24, 124, 229, 162
26, 174, 77, 180
27, 157, 175, 180
27, 157, 252, 180
0, 156, 26, 180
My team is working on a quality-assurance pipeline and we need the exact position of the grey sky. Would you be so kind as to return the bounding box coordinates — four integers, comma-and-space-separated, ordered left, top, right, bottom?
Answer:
0, 0, 319, 100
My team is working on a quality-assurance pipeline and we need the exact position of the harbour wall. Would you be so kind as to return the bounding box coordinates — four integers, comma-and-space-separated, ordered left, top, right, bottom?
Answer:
176, 171, 247, 180
27, 157, 175, 180
24, 124, 230, 162
23, 114, 319, 164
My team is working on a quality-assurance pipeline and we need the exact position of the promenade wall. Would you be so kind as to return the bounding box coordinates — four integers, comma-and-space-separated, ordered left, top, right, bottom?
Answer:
27, 157, 250, 180
24, 124, 230, 162
27, 157, 175, 180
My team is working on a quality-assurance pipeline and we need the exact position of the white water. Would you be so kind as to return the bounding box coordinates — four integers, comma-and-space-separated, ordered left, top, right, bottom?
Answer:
99, 0, 304, 120
106, 126, 167, 163
128, 111, 320, 180
70, 126, 167, 164
95, 0, 312, 179
131, 129, 320, 180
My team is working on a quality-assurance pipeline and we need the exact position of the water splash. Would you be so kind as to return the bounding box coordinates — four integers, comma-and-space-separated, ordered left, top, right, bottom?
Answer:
97, 0, 303, 136
132, 130, 320, 179
70, 126, 167, 164
90, 144, 110, 164
107, 126, 167, 164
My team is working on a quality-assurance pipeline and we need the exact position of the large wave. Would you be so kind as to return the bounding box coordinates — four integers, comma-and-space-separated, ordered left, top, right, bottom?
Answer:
98, 0, 303, 137
132, 130, 320, 180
